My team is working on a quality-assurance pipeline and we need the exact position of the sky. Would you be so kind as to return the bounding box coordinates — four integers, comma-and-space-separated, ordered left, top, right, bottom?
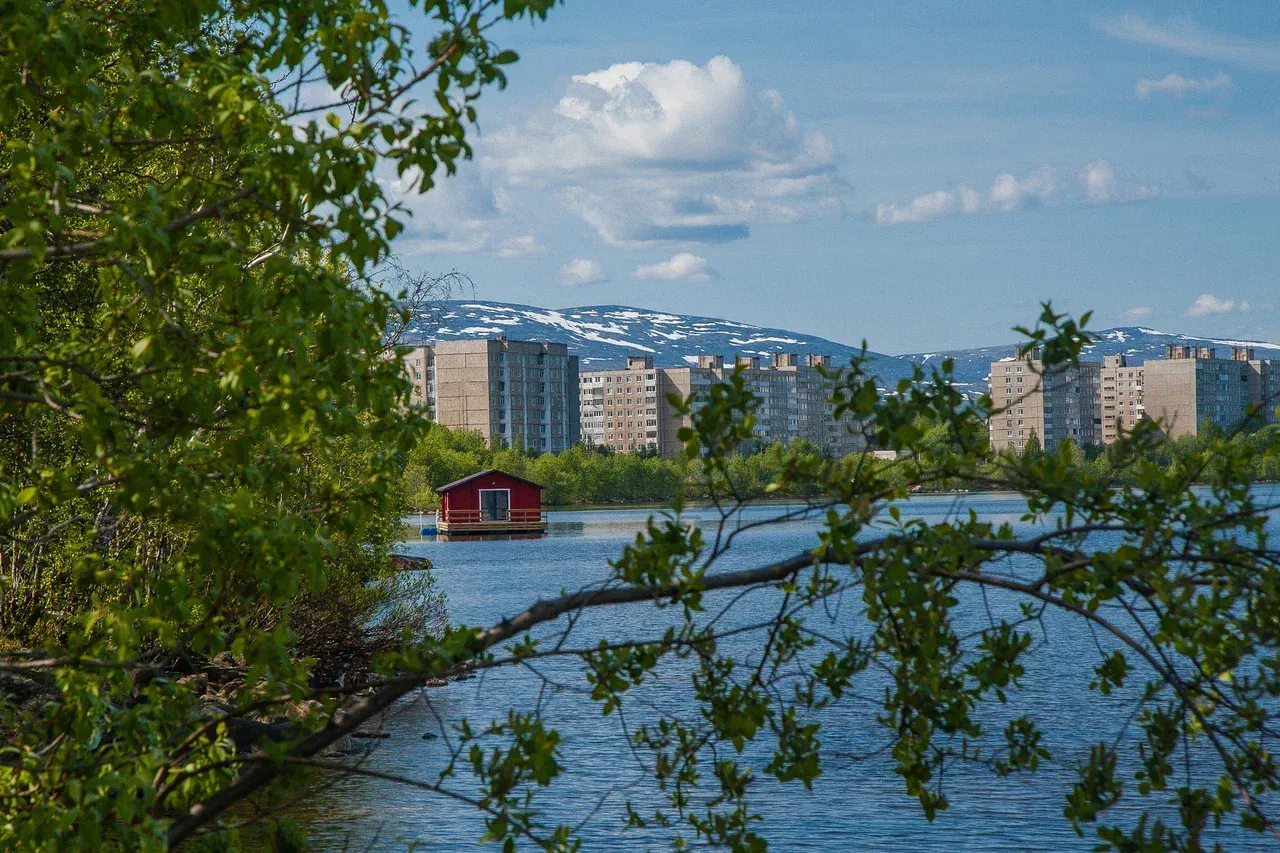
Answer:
384, 0, 1280, 354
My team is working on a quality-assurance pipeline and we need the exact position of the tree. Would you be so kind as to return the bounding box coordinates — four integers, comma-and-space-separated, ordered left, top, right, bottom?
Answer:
1022, 429, 1043, 462
5, 3, 1280, 852
0, 0, 555, 848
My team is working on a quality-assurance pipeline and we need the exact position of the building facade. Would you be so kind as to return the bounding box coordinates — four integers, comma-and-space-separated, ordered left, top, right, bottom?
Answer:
579, 355, 663, 453
402, 345, 433, 413
1100, 355, 1144, 444
1247, 351, 1280, 425
989, 344, 1280, 450
580, 352, 865, 459
408, 339, 579, 452
1141, 345, 1270, 439
987, 351, 1101, 453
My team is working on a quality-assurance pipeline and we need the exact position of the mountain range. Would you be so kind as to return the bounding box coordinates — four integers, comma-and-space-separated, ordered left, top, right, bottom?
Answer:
405, 300, 1280, 390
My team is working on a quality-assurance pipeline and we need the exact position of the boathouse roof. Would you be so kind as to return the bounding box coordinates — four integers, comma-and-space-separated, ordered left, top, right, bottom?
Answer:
436, 469, 545, 494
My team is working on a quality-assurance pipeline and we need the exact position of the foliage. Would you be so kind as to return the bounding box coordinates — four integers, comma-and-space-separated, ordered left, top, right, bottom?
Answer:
0, 0, 552, 849
402, 419, 1280, 511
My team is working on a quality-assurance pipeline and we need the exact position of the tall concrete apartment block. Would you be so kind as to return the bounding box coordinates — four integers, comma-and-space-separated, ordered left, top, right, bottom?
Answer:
1100, 355, 1144, 444
579, 355, 662, 453
406, 339, 579, 452
987, 350, 1101, 453
402, 345, 433, 412
988, 344, 1280, 450
1142, 344, 1278, 439
580, 352, 865, 458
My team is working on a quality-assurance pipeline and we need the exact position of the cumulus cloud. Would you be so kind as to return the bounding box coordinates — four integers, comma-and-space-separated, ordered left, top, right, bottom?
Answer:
1186, 294, 1247, 317
875, 166, 1063, 225
1125, 306, 1153, 320
559, 259, 609, 287
874, 189, 963, 226
987, 168, 1062, 213
633, 252, 719, 282
486, 56, 850, 247
1082, 160, 1159, 204
1099, 15, 1280, 72
1135, 72, 1230, 99
875, 161, 1158, 225
494, 235, 549, 259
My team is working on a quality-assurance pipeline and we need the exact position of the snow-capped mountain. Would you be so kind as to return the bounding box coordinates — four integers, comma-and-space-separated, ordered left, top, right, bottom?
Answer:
404, 300, 916, 382
907, 327, 1280, 388
403, 301, 1280, 392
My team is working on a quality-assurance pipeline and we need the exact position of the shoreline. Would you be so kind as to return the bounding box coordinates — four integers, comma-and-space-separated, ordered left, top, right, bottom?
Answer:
399, 480, 1280, 534
397, 489, 1019, 534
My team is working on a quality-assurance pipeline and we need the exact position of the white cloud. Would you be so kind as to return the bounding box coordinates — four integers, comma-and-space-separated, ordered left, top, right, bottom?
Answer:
876, 161, 1159, 225
1125, 306, 1153, 320
559, 259, 609, 287
874, 189, 961, 225
875, 166, 1064, 225
1135, 72, 1230, 99
486, 56, 850, 247
494, 235, 549, 259
1082, 160, 1159, 205
987, 167, 1062, 213
1100, 15, 1280, 72
633, 252, 719, 282
1186, 294, 1244, 317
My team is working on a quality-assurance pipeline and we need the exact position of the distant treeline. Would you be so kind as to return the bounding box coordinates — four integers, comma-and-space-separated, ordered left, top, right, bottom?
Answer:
400, 423, 1280, 509
400, 426, 839, 507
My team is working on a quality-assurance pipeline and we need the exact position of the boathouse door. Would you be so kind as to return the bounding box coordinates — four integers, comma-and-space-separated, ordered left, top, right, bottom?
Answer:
479, 489, 510, 522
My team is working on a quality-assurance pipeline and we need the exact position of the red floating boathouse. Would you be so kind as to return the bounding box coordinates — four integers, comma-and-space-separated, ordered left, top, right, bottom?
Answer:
435, 469, 547, 536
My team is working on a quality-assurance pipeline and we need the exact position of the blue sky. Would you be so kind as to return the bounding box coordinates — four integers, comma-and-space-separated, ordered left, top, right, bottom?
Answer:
389, 1, 1280, 353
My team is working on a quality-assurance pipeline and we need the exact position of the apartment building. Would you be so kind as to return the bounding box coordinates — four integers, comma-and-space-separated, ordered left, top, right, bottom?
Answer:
1246, 351, 1280, 424
409, 339, 579, 452
987, 350, 1101, 453
403, 345, 434, 413
579, 355, 663, 453
1100, 355, 1144, 444
657, 356, 722, 455
989, 343, 1280, 449
580, 352, 865, 459
1142, 345, 1273, 439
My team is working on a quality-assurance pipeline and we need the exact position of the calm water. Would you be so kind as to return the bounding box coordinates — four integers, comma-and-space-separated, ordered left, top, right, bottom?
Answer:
296, 492, 1280, 851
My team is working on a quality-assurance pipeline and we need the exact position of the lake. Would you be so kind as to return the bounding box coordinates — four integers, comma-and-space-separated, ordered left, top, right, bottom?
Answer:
295, 491, 1279, 851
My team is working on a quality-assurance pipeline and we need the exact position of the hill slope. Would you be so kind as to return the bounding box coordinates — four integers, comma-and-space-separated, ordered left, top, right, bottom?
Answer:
905, 327, 1280, 387
405, 301, 1280, 392
405, 300, 916, 382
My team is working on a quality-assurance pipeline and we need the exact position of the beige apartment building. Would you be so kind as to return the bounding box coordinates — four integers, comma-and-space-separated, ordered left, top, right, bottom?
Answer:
404, 339, 579, 452
403, 345, 433, 411
987, 350, 1101, 453
579, 355, 663, 453
989, 343, 1280, 450
1100, 355, 1144, 444
1142, 345, 1276, 439
580, 352, 865, 459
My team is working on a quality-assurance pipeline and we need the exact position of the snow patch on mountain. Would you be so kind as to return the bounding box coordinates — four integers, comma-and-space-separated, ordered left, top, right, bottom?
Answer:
401, 302, 1280, 394
403, 300, 904, 377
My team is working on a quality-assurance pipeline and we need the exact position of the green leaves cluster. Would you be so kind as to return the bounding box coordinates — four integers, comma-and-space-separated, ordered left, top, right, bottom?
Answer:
1, 0, 557, 848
